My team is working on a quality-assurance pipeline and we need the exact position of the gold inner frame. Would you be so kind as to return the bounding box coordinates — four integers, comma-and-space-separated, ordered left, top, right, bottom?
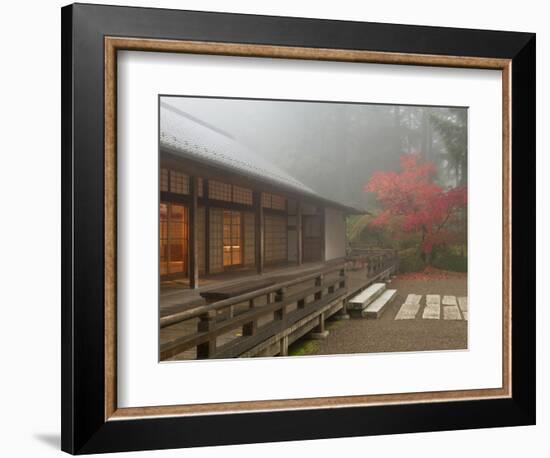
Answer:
104, 37, 512, 421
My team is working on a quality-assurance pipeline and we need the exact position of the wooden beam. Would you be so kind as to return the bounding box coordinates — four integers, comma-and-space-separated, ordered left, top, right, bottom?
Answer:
188, 175, 199, 289
296, 200, 303, 265
254, 191, 264, 274
161, 152, 351, 214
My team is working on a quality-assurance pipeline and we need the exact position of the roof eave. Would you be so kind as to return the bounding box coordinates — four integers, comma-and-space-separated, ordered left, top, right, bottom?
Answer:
160, 143, 368, 214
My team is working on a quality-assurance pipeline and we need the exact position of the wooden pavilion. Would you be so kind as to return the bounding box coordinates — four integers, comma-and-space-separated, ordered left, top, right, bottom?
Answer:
159, 100, 363, 289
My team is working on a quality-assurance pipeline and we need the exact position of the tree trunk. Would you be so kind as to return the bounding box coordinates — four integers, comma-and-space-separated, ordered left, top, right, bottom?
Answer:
420, 226, 431, 266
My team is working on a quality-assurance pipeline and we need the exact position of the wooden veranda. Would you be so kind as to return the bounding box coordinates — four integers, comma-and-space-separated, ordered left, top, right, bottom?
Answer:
160, 249, 399, 360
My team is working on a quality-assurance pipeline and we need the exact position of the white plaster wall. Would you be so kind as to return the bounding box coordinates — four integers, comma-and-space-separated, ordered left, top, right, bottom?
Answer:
324, 207, 346, 260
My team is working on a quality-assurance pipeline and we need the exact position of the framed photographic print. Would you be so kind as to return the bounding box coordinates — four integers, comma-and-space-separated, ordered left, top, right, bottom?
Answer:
61, 3, 536, 454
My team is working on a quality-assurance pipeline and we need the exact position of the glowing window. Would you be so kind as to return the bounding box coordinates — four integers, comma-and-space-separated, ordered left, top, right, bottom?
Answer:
209, 180, 232, 201
169, 170, 190, 194
223, 210, 242, 266
233, 185, 253, 205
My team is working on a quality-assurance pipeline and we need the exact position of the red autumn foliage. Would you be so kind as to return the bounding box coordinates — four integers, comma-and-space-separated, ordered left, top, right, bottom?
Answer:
365, 153, 467, 256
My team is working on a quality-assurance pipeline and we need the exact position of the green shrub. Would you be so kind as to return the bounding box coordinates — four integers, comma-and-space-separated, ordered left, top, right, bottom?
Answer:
397, 245, 467, 273
398, 248, 426, 273
432, 249, 468, 272
288, 339, 319, 356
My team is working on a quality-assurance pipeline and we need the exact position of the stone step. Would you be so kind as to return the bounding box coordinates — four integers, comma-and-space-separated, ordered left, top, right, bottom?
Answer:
363, 289, 397, 319
422, 294, 441, 319
347, 283, 386, 311
395, 294, 422, 320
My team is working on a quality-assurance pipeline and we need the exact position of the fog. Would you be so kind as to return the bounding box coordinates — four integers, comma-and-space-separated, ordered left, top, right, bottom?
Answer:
162, 96, 467, 210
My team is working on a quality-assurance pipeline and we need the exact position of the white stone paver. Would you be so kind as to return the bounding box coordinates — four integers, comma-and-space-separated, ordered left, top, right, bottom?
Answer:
423, 294, 441, 319
443, 305, 462, 320
395, 294, 422, 320
458, 297, 467, 311
442, 295, 458, 306
458, 297, 468, 320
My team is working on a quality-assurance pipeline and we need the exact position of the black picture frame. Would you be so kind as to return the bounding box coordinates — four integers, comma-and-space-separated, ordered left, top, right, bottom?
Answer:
61, 3, 535, 454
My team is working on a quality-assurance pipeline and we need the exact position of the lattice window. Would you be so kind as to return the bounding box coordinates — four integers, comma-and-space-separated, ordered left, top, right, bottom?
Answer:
262, 192, 271, 208
208, 180, 252, 205
160, 168, 169, 192
271, 194, 286, 210
262, 192, 286, 210
223, 210, 242, 266
159, 202, 188, 276
244, 212, 255, 266
264, 214, 287, 263
160, 203, 168, 275
170, 170, 190, 195
209, 180, 232, 201
233, 185, 253, 205
197, 206, 206, 274
197, 177, 204, 197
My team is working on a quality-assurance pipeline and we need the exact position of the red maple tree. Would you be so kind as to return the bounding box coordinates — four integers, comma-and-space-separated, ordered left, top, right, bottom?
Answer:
365, 153, 467, 263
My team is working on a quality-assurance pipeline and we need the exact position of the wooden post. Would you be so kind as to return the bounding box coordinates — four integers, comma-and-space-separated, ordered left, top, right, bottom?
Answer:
314, 274, 323, 301
242, 298, 257, 336
188, 175, 199, 289
339, 268, 346, 289
318, 313, 326, 333
333, 267, 350, 320
254, 191, 264, 274
274, 287, 286, 321
296, 200, 303, 265
196, 310, 216, 358
367, 256, 372, 279
310, 311, 329, 339
280, 335, 289, 356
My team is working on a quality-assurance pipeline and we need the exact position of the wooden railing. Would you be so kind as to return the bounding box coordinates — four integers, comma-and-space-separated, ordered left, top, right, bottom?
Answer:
346, 248, 399, 279
160, 263, 347, 360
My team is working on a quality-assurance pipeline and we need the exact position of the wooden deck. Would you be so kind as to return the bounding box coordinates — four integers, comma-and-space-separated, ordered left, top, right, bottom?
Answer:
160, 261, 337, 311
160, 261, 345, 360
159, 250, 399, 360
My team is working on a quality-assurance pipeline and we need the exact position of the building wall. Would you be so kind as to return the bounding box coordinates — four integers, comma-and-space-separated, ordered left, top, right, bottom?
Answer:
324, 207, 346, 260
160, 162, 350, 272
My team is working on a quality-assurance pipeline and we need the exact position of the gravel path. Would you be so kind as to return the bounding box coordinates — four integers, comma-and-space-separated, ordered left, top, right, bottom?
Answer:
304, 275, 467, 356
